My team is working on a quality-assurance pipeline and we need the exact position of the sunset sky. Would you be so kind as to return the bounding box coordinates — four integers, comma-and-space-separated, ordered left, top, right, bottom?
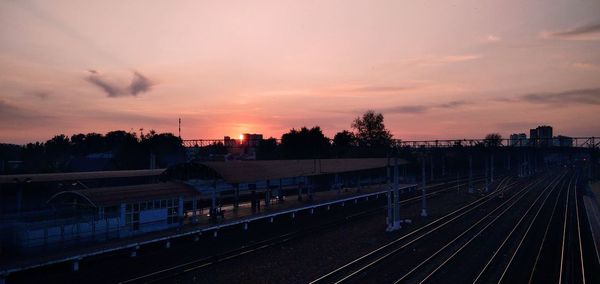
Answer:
1, 0, 599, 144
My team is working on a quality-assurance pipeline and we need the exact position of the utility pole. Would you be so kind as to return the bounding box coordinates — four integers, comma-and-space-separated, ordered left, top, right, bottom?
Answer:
491, 154, 494, 183
393, 158, 401, 227
520, 151, 525, 177
386, 161, 392, 228
442, 155, 446, 177
430, 154, 434, 182
456, 171, 460, 193
386, 158, 401, 231
421, 154, 428, 217
468, 154, 474, 193
335, 173, 341, 194
524, 152, 531, 176
211, 181, 217, 222
533, 151, 537, 174
484, 156, 489, 193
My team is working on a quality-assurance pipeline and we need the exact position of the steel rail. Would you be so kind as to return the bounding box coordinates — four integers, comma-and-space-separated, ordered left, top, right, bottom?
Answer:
479, 171, 567, 284
396, 173, 560, 284
310, 176, 529, 284
525, 173, 569, 284
574, 174, 586, 284
558, 174, 573, 284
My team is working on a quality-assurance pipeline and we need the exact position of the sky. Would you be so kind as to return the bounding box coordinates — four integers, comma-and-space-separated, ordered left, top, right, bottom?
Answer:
1, 0, 599, 144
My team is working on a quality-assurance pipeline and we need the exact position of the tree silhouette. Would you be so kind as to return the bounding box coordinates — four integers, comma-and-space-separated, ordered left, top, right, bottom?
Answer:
280, 126, 330, 159
256, 138, 278, 159
351, 110, 393, 148
332, 130, 356, 157
1, 130, 186, 173
333, 130, 356, 148
484, 133, 503, 147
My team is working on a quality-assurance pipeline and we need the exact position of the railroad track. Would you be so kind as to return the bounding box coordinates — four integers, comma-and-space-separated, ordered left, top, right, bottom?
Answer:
477, 172, 571, 284
470, 171, 596, 284
560, 173, 586, 284
422, 171, 568, 284
310, 174, 532, 284
119, 177, 490, 283
380, 174, 553, 284
313, 169, 600, 284
523, 173, 590, 284
424, 170, 599, 284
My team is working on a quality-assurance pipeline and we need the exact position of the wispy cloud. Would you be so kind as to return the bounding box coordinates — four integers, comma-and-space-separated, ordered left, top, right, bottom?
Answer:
381, 100, 469, 114
0, 100, 56, 130
258, 83, 423, 100
26, 90, 51, 99
499, 88, 600, 105
85, 70, 154, 97
12, 1, 122, 64
346, 85, 415, 93
407, 54, 483, 67
386, 105, 428, 114
129, 72, 153, 95
0, 100, 26, 119
481, 34, 501, 43
437, 100, 469, 108
521, 88, 600, 105
86, 73, 123, 97
541, 22, 600, 41
569, 62, 599, 71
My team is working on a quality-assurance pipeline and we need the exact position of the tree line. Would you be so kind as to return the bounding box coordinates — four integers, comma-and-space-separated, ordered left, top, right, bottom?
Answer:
0, 130, 184, 173
194, 110, 395, 160
0, 110, 503, 173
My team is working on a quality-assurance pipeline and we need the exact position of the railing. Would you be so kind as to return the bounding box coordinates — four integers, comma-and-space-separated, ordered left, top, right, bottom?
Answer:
182, 137, 600, 149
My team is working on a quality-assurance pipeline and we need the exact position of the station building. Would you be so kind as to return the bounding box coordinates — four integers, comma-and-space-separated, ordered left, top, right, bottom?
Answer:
1, 158, 407, 254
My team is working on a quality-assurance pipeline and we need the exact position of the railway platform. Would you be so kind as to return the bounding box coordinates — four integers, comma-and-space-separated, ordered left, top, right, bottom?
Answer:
0, 182, 418, 277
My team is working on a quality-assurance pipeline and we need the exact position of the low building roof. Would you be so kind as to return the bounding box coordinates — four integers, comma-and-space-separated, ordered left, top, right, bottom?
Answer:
0, 169, 166, 184
47, 182, 198, 207
169, 158, 407, 184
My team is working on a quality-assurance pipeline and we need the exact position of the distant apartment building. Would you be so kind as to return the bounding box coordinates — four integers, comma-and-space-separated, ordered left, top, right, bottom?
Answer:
509, 133, 528, 146
223, 136, 238, 148
223, 133, 264, 160
530, 125, 553, 147
553, 135, 573, 147
241, 133, 263, 147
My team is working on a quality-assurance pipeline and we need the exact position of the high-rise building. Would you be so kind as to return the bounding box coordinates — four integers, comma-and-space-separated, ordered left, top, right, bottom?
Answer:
553, 135, 573, 147
224, 136, 239, 147
509, 133, 527, 146
530, 125, 553, 147
241, 133, 263, 147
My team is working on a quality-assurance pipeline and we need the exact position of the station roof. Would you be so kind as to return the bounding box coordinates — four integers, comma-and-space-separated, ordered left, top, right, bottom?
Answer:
169, 158, 407, 184
0, 169, 166, 184
47, 182, 198, 207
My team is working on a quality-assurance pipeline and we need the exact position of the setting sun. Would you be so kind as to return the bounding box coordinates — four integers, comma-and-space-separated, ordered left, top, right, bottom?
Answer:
239, 134, 244, 140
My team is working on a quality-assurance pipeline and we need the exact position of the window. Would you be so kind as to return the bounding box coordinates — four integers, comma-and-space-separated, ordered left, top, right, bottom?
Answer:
167, 198, 179, 224
124, 198, 181, 229
125, 202, 141, 231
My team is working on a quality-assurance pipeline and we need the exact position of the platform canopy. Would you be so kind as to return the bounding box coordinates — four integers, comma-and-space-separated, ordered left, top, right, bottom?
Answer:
0, 169, 166, 184
165, 158, 408, 184
47, 182, 198, 208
